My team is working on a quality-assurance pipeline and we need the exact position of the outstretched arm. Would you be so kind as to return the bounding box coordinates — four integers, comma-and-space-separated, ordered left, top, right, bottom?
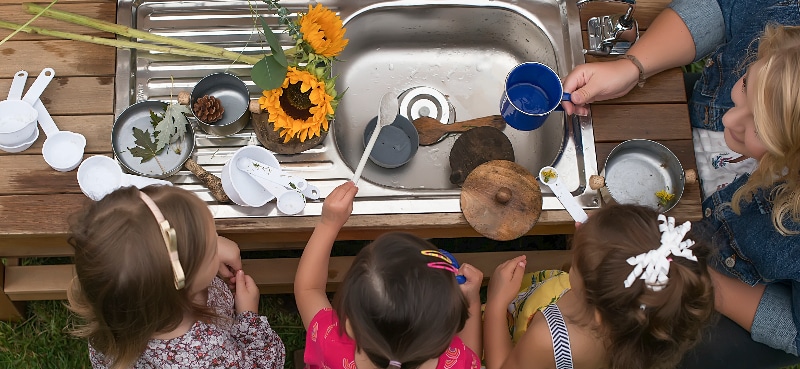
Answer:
457, 263, 484, 356
483, 255, 527, 369
295, 181, 358, 328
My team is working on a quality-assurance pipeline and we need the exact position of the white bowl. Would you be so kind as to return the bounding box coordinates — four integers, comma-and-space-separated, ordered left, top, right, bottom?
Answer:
43, 131, 86, 171
0, 126, 38, 153
220, 146, 281, 207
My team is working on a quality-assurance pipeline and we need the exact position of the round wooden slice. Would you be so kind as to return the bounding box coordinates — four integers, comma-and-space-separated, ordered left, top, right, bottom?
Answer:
460, 160, 542, 241
251, 111, 328, 155
449, 126, 514, 185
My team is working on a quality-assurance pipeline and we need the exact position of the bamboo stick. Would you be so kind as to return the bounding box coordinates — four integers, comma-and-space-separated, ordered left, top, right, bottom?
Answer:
22, 2, 264, 65
0, 20, 262, 64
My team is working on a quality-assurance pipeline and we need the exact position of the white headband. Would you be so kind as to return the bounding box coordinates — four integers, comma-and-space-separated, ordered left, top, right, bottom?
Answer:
623, 214, 697, 292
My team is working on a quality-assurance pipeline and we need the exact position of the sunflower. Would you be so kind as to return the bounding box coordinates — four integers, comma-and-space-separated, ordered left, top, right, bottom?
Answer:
259, 66, 334, 143
298, 4, 348, 58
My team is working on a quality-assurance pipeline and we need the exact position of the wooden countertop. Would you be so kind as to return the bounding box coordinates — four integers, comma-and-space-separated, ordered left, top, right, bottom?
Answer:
0, 0, 698, 256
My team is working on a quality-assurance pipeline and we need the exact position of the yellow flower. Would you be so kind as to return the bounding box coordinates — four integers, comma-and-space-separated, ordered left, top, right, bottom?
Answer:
259, 67, 333, 143
299, 4, 348, 58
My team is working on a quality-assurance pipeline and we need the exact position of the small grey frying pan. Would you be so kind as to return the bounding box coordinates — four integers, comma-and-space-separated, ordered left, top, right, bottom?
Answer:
112, 100, 195, 179
591, 139, 694, 212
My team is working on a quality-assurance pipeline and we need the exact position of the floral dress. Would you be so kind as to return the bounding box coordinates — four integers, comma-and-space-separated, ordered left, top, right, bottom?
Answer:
304, 308, 481, 369
89, 277, 285, 369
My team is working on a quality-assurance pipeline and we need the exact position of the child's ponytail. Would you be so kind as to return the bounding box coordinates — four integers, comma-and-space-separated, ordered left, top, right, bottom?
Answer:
572, 205, 715, 369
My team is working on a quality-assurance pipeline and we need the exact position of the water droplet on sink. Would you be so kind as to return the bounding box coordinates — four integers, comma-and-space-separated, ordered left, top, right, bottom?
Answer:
388, 63, 394, 70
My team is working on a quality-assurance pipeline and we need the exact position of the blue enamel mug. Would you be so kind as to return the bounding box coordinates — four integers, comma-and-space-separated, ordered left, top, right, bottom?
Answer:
500, 62, 571, 131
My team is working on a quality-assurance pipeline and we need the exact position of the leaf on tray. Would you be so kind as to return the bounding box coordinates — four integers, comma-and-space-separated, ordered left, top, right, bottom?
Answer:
149, 110, 164, 129
128, 127, 163, 163
154, 102, 191, 152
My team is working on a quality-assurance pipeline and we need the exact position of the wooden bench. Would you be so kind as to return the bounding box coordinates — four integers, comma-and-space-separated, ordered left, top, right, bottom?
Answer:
0, 0, 696, 321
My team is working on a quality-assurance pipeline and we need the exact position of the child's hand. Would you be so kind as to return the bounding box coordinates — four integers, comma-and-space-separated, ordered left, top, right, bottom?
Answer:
458, 263, 483, 305
217, 236, 242, 288
234, 270, 260, 314
486, 255, 527, 308
320, 181, 358, 229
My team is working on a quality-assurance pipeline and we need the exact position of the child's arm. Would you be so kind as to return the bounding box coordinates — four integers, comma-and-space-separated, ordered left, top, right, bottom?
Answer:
295, 181, 358, 328
483, 255, 527, 369
457, 263, 484, 356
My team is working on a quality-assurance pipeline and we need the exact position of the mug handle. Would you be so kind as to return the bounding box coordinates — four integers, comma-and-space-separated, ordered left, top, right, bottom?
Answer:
554, 92, 572, 112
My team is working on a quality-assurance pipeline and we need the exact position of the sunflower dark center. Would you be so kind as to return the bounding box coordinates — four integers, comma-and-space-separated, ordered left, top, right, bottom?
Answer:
280, 82, 315, 120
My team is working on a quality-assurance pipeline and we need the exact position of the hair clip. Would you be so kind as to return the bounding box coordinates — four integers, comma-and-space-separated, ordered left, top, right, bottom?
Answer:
421, 249, 466, 284
139, 192, 186, 290
623, 214, 697, 292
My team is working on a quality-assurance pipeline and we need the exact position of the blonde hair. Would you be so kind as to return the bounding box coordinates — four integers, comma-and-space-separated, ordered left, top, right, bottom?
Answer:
67, 186, 219, 369
732, 25, 800, 234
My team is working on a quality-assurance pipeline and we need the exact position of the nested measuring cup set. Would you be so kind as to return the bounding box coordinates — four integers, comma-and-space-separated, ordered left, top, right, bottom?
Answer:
0, 69, 86, 171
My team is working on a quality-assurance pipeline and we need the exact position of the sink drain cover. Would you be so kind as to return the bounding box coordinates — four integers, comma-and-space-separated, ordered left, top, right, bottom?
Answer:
398, 86, 455, 125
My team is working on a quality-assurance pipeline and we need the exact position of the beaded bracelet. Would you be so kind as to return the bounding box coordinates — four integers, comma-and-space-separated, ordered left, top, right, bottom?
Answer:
620, 54, 646, 88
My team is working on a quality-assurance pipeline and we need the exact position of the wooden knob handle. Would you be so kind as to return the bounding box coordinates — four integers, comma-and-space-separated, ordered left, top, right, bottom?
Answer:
177, 91, 191, 105
589, 174, 606, 190
249, 99, 262, 114
684, 169, 698, 185
495, 187, 512, 204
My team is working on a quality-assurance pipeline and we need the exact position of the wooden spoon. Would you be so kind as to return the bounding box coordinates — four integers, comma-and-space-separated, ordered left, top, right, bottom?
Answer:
413, 115, 506, 146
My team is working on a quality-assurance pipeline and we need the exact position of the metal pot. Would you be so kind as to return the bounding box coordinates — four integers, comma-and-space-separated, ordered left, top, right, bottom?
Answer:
190, 72, 251, 136
595, 139, 686, 212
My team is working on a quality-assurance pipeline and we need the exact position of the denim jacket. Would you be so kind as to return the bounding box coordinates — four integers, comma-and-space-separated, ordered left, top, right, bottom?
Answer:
695, 174, 800, 351
670, 0, 800, 131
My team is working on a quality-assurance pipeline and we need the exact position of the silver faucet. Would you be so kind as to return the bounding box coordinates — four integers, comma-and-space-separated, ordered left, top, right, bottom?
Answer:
577, 0, 639, 56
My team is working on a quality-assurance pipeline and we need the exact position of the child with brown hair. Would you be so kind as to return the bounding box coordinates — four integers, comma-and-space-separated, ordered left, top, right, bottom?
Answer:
295, 181, 483, 369
67, 185, 285, 369
484, 204, 715, 369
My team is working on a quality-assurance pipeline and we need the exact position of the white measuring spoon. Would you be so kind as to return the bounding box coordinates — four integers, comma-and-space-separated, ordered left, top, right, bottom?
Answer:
539, 166, 589, 223
236, 157, 320, 200
77, 155, 172, 201
352, 91, 399, 185
35, 100, 86, 171
237, 161, 306, 215
8, 70, 27, 100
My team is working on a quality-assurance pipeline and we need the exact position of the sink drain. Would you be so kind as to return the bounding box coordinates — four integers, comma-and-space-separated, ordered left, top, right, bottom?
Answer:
398, 86, 455, 125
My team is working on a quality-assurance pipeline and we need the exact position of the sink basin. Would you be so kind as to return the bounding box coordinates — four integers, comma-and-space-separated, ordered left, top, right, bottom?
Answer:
115, 0, 598, 217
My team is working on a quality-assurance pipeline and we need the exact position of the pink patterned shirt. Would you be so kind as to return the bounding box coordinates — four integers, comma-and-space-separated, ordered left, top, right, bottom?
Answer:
89, 277, 285, 368
304, 308, 480, 369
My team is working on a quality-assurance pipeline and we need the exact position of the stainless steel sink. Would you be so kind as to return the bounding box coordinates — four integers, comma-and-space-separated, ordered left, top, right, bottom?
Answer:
115, 0, 598, 218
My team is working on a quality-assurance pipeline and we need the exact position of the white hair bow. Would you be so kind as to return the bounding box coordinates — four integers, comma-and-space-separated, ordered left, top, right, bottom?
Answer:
623, 214, 697, 292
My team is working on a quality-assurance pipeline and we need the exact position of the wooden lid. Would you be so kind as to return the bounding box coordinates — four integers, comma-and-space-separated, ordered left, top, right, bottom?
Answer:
460, 160, 542, 241
449, 126, 514, 185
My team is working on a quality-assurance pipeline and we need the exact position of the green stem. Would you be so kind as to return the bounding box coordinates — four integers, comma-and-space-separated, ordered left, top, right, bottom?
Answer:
0, 20, 262, 63
23, 2, 264, 65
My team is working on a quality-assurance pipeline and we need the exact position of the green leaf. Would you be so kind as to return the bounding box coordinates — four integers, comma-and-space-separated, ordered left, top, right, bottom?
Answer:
128, 127, 163, 164
252, 56, 288, 90
149, 110, 164, 129
154, 102, 191, 151
260, 15, 288, 67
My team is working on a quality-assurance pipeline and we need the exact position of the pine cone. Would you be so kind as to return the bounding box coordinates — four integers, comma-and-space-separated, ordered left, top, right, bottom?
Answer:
193, 95, 225, 123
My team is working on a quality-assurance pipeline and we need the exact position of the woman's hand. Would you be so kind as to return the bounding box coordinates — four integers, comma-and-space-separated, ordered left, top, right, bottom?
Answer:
217, 236, 242, 288
486, 255, 528, 308
234, 270, 260, 314
561, 59, 640, 116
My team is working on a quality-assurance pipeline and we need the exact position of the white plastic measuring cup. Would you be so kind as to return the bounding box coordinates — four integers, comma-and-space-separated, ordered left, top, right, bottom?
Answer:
77, 155, 172, 201
236, 158, 306, 215
539, 166, 589, 223
0, 68, 54, 146
35, 100, 86, 171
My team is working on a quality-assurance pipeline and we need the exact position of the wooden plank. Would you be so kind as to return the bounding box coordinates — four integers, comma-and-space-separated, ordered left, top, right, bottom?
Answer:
4, 250, 573, 299
0, 40, 116, 76
0, 263, 24, 321
0, 2, 116, 41
0, 76, 115, 115
591, 104, 691, 142
579, 0, 671, 31
0, 115, 114, 156
0, 155, 83, 194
